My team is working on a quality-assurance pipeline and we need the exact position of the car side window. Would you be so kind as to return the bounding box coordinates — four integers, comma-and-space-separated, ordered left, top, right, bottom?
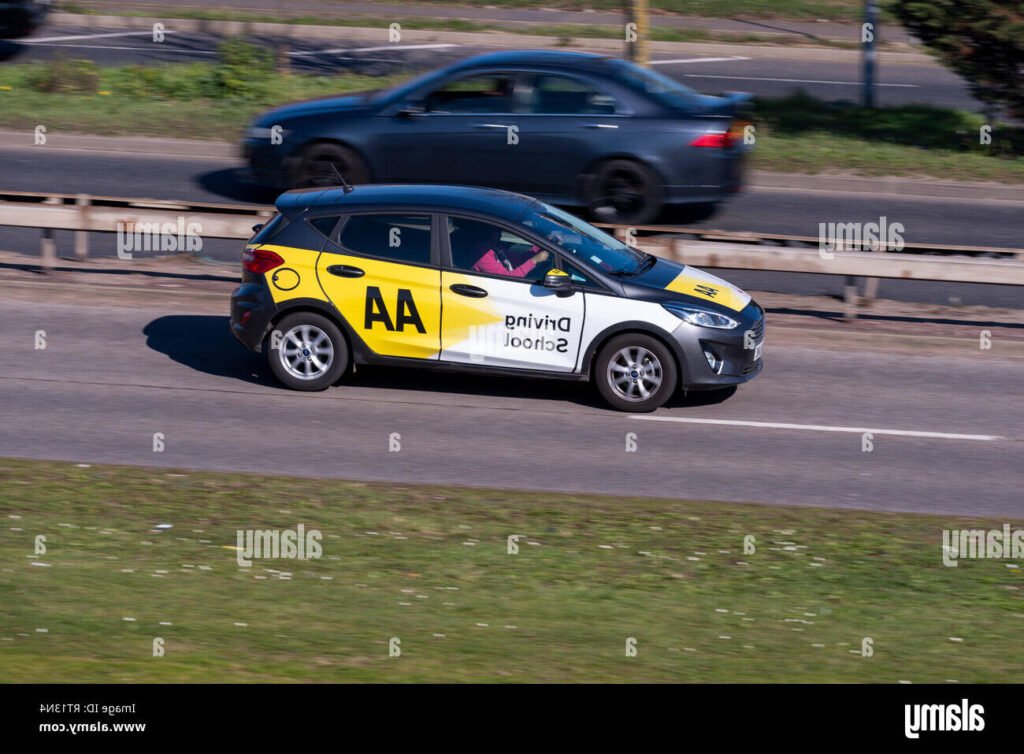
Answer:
530, 74, 618, 115
562, 260, 604, 290
423, 75, 515, 114
335, 214, 432, 265
448, 217, 553, 282
309, 215, 341, 241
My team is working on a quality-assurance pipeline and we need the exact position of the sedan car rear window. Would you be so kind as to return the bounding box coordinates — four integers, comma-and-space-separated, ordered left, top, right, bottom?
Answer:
337, 214, 432, 265
606, 58, 703, 111
530, 75, 617, 115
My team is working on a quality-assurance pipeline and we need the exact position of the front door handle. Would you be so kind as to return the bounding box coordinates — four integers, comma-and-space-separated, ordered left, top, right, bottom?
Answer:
449, 283, 488, 298
327, 264, 365, 278
473, 123, 510, 130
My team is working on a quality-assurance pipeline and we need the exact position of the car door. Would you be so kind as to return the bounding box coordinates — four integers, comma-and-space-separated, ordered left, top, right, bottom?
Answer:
439, 214, 584, 372
501, 72, 626, 195
372, 71, 523, 187
315, 212, 442, 360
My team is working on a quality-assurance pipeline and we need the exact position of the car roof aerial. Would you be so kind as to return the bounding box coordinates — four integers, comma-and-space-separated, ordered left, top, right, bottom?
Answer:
275, 184, 540, 221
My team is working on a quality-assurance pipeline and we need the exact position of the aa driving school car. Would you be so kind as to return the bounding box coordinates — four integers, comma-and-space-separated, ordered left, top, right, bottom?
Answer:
230, 184, 764, 411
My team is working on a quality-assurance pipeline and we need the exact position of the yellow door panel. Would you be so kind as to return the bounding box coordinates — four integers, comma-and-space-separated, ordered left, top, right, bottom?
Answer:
316, 254, 441, 359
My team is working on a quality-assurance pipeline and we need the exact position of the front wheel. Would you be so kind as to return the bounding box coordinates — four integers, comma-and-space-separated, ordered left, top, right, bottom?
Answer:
293, 143, 369, 189
267, 313, 349, 391
594, 334, 678, 412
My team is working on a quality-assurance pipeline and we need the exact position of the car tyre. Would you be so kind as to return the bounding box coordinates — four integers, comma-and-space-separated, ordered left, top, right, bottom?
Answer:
293, 143, 370, 189
594, 333, 678, 412
584, 159, 663, 226
267, 312, 349, 391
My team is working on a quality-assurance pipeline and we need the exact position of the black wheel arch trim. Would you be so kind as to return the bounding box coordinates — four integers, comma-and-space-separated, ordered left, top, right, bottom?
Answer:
580, 320, 686, 380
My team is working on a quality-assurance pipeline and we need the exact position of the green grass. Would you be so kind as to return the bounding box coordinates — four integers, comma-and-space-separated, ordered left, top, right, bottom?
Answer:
0, 63, 402, 140
1, 458, 1021, 682
753, 93, 1024, 182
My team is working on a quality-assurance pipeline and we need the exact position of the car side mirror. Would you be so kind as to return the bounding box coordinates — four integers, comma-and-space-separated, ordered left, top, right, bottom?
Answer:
251, 223, 264, 233
543, 269, 574, 295
397, 103, 426, 118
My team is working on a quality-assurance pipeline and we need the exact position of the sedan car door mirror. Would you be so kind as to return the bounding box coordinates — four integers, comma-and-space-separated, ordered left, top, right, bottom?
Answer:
397, 103, 426, 118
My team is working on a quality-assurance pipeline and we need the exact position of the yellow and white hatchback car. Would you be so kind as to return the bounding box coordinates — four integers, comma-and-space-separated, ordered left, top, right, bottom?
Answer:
230, 185, 764, 411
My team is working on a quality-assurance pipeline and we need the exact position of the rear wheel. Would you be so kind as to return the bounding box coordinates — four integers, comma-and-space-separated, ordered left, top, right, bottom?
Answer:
584, 159, 663, 225
267, 312, 348, 391
293, 143, 369, 189
594, 333, 678, 412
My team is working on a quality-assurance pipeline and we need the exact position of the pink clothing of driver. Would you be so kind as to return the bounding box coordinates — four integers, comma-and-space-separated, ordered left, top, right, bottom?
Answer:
469, 225, 549, 278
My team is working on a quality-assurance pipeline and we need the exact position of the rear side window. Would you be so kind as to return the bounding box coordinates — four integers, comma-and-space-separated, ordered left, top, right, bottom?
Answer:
309, 215, 341, 240
530, 75, 617, 115
337, 214, 432, 265
250, 214, 285, 244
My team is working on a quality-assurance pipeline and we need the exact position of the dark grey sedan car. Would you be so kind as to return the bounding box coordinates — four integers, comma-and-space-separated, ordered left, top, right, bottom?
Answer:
243, 50, 751, 224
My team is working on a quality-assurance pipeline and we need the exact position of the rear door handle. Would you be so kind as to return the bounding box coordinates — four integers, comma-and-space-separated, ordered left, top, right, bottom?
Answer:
327, 264, 365, 278
449, 283, 488, 298
584, 123, 619, 129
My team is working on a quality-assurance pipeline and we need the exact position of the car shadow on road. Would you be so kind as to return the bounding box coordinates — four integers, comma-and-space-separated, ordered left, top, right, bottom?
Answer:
143, 314, 273, 386
198, 168, 279, 205
142, 314, 740, 410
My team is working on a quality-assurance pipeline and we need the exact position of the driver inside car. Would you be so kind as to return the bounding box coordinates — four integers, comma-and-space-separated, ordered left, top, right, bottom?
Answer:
468, 224, 550, 278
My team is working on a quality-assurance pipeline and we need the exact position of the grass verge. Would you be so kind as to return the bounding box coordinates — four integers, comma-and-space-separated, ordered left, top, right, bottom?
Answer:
1, 458, 1021, 682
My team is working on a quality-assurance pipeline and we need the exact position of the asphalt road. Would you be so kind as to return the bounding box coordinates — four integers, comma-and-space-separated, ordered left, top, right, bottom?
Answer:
2, 145, 1022, 308
1, 24, 980, 110
1, 296, 1021, 516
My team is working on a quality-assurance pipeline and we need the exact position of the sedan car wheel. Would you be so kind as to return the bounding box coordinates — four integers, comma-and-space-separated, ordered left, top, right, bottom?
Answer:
585, 159, 663, 225
294, 143, 370, 189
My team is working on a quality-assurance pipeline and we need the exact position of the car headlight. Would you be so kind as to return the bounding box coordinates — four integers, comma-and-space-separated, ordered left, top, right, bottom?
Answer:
246, 125, 288, 141
663, 303, 739, 329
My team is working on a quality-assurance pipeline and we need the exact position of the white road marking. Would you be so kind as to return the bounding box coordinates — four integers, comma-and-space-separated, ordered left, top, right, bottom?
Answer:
24, 30, 178, 44
681, 73, 917, 87
630, 416, 1003, 441
289, 43, 458, 57
651, 56, 751, 65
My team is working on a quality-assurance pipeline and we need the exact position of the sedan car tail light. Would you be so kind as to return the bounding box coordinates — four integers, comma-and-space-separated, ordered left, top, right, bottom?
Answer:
689, 131, 733, 148
242, 247, 284, 274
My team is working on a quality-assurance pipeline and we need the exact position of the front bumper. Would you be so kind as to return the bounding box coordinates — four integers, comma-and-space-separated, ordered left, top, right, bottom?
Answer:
670, 300, 764, 390
241, 139, 295, 190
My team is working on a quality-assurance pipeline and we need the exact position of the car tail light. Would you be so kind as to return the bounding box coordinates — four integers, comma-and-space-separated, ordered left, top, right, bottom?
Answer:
690, 131, 733, 148
242, 247, 284, 274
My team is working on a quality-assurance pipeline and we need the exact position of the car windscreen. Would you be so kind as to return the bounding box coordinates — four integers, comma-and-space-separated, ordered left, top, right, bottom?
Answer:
606, 58, 704, 111
520, 204, 648, 276
371, 67, 452, 106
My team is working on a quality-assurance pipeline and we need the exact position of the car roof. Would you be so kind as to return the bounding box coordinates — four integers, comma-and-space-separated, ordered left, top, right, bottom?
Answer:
275, 184, 540, 222
450, 50, 612, 72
